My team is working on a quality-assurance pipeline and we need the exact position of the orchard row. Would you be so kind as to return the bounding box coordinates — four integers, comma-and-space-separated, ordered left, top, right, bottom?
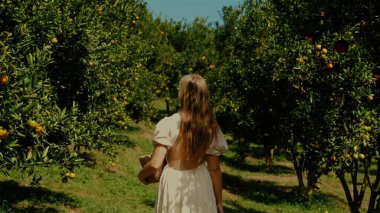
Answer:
0, 0, 379, 212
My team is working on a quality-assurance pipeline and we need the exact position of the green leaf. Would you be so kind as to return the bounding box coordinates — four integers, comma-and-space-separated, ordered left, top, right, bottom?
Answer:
42, 146, 49, 158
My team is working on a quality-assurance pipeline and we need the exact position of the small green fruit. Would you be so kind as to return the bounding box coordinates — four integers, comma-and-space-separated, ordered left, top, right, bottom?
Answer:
51, 37, 58, 44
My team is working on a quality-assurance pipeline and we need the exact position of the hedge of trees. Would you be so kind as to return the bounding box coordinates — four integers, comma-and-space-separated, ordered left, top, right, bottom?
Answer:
1, 0, 379, 212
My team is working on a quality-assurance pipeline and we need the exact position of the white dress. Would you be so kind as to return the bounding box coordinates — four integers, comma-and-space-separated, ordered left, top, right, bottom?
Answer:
153, 113, 228, 213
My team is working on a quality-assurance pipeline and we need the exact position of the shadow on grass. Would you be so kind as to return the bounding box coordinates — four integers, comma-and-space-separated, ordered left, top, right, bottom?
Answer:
222, 172, 346, 206
222, 172, 297, 204
143, 198, 156, 208
110, 131, 138, 148
225, 200, 267, 213
0, 180, 78, 212
221, 155, 294, 175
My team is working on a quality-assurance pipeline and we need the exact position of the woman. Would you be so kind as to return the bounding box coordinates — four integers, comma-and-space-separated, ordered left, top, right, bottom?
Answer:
138, 74, 228, 213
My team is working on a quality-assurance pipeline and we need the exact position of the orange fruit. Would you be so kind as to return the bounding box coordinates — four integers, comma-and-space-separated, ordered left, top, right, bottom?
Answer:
0, 74, 10, 85
0, 128, 9, 139
27, 120, 39, 129
367, 95, 374, 103
315, 44, 322, 50
326, 62, 334, 69
296, 57, 304, 63
69, 173, 76, 179
96, 8, 103, 15
359, 153, 365, 159
35, 126, 45, 135
322, 48, 328, 54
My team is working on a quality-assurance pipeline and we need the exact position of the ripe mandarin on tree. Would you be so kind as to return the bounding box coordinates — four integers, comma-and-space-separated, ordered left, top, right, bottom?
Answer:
296, 57, 304, 63
0, 74, 9, 84
367, 95, 374, 103
326, 62, 334, 69
35, 126, 45, 135
96, 7, 103, 15
0, 128, 9, 139
27, 120, 39, 129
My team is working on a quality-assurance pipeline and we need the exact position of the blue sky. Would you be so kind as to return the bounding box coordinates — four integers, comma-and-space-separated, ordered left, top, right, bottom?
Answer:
144, 0, 242, 24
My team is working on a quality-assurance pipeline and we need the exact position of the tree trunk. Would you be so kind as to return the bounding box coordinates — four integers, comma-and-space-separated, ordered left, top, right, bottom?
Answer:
367, 159, 380, 213
337, 172, 359, 213
374, 196, 380, 213
367, 192, 379, 213
265, 144, 275, 171
352, 161, 360, 212
293, 160, 305, 193
165, 99, 170, 116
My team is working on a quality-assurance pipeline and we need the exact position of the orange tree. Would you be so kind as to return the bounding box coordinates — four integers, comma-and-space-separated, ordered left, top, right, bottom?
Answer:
0, 33, 81, 183
210, 0, 380, 208
272, 0, 380, 211
210, 1, 291, 167
0, 0, 164, 180
149, 17, 219, 114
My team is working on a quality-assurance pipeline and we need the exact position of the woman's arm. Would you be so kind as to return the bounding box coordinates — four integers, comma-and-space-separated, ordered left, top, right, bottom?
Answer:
206, 154, 224, 213
138, 144, 168, 184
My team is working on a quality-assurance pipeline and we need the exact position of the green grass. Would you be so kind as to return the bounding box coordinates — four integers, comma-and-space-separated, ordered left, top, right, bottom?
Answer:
0, 122, 158, 213
0, 119, 372, 212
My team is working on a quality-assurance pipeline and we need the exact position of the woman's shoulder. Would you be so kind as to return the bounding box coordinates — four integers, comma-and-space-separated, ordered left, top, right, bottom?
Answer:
156, 113, 180, 128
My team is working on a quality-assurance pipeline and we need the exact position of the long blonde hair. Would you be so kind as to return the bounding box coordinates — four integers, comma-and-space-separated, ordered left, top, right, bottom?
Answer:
173, 74, 220, 165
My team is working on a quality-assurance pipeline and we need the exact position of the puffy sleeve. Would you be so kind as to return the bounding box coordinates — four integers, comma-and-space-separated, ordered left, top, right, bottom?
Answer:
206, 129, 228, 156
152, 117, 173, 148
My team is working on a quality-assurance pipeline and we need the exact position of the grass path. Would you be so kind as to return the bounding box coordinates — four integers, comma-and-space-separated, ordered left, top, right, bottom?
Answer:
0, 120, 366, 212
